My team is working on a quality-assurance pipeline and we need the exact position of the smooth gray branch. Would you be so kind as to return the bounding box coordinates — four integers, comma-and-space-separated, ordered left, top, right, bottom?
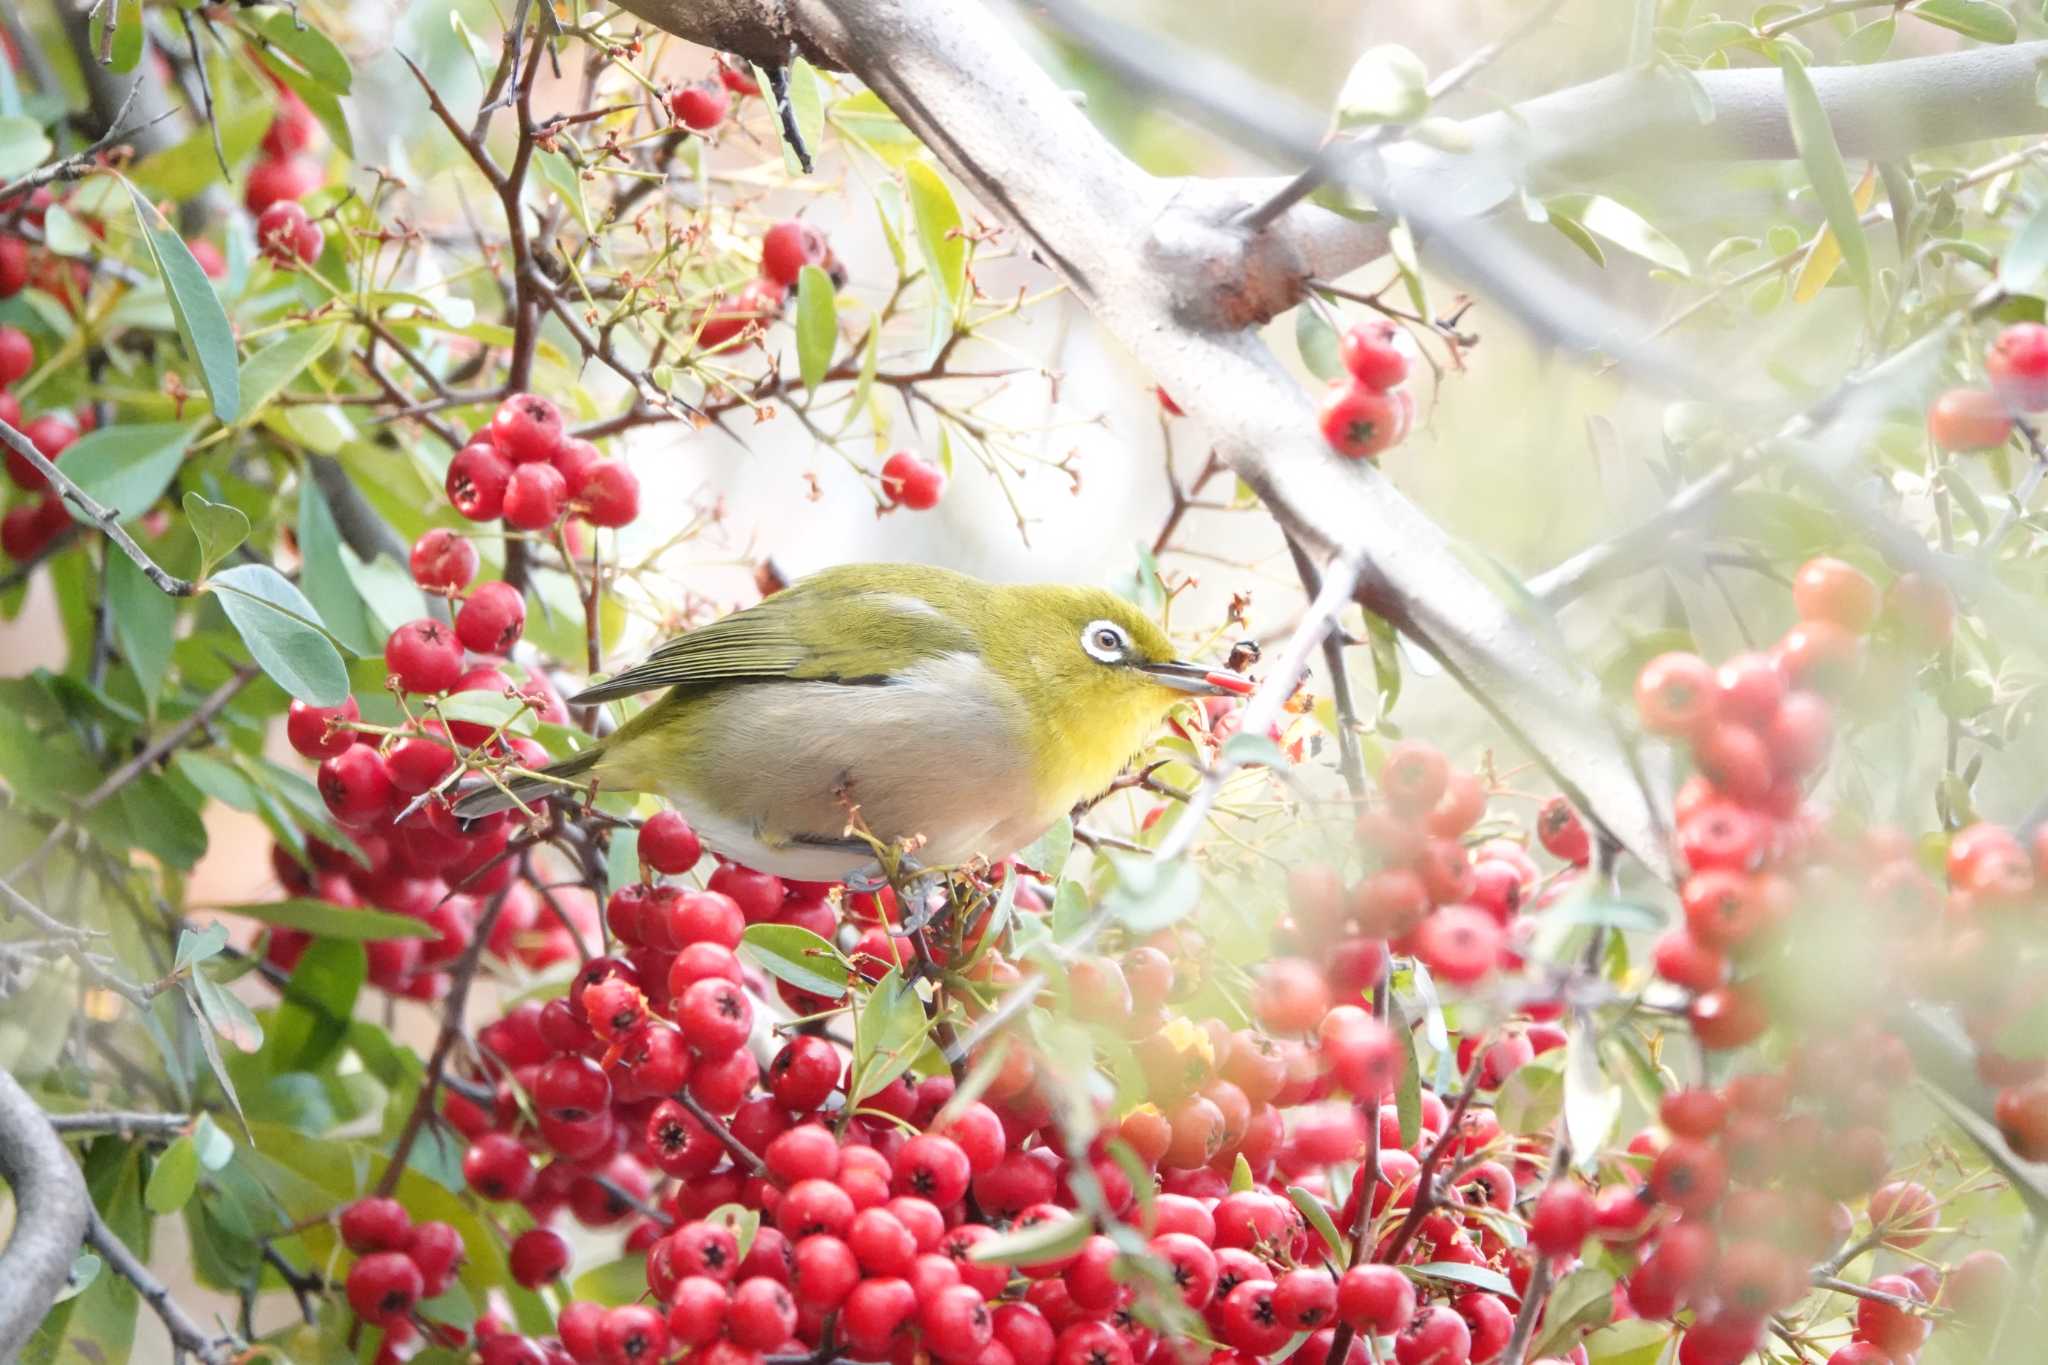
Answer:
0, 1071, 90, 1360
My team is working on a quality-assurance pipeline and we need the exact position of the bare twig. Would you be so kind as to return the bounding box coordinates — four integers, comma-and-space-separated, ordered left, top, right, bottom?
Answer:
87, 1207, 237, 1363
0, 417, 195, 597
46, 1111, 193, 1138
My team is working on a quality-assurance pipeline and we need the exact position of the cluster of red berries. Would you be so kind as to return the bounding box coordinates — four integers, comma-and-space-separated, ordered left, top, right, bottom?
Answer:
1317, 322, 1416, 461
687, 217, 846, 360
335, 1196, 470, 1332
668, 60, 762, 135
273, 558, 588, 996
1635, 555, 1950, 1042
447, 392, 642, 532
1927, 319, 2048, 452
245, 86, 324, 218
1, 324, 92, 563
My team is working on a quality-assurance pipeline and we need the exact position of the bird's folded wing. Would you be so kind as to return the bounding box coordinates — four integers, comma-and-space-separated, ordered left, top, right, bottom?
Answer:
567, 583, 979, 704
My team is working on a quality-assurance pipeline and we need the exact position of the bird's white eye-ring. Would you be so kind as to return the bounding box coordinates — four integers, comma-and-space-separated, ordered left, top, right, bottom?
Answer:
1081, 620, 1130, 662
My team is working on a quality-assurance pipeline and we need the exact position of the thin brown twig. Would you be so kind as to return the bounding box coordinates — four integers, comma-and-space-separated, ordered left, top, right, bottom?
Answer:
0, 417, 194, 596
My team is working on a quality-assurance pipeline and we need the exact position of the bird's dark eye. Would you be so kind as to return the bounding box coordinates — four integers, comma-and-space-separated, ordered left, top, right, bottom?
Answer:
1081, 620, 1128, 662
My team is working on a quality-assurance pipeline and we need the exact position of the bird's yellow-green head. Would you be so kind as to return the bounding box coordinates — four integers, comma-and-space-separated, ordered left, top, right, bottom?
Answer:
974, 582, 1245, 817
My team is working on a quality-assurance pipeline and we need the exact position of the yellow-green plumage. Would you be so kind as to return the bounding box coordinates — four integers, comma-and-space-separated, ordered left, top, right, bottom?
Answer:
457, 564, 1238, 880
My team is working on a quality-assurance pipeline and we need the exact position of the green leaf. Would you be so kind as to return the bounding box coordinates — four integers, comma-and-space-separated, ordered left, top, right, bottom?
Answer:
1230, 1153, 1254, 1193
42, 204, 96, 257
105, 0, 145, 74
182, 980, 248, 1132
52, 1251, 102, 1304
296, 475, 379, 656
906, 160, 967, 319
266, 937, 365, 1072
109, 771, 208, 867
535, 150, 592, 233
1547, 194, 1689, 276
58, 422, 195, 524
1564, 1024, 1621, 1167
570, 1256, 651, 1306
796, 265, 837, 391
191, 968, 263, 1052
739, 923, 852, 999
1495, 1052, 1565, 1135
265, 48, 353, 156
1548, 211, 1607, 268
1105, 852, 1201, 934
1842, 16, 1895, 61
106, 548, 176, 713
1531, 1266, 1616, 1358
123, 178, 240, 422
1016, 814, 1073, 883
2003, 195, 2048, 295
246, 9, 355, 91
237, 324, 339, 418
1581, 1318, 1671, 1365
211, 897, 439, 941
1389, 993, 1422, 1148
0, 116, 52, 179
437, 690, 538, 737
967, 1211, 1090, 1266
208, 563, 349, 706
1778, 51, 1871, 290
853, 966, 931, 1102
182, 492, 250, 577
1335, 44, 1430, 126
1287, 1185, 1347, 1267
192, 1115, 234, 1171
1911, 0, 2018, 42
144, 1135, 200, 1215
176, 923, 230, 970
1296, 307, 1345, 381
1406, 1261, 1518, 1297
829, 89, 923, 167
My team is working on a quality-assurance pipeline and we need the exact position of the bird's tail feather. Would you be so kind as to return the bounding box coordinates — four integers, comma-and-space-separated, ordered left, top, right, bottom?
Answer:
452, 745, 604, 819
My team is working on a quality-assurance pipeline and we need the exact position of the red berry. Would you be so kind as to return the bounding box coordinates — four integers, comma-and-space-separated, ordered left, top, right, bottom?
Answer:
1854, 1274, 1929, 1358
1928, 386, 2012, 450
1987, 321, 2048, 411
880, 450, 945, 509
339, 1196, 412, 1253
717, 60, 761, 96
595, 1303, 667, 1365
346, 1251, 423, 1326
1636, 651, 1717, 737
318, 745, 393, 827
1319, 379, 1401, 459
536, 1055, 612, 1121
666, 1275, 730, 1345
576, 458, 640, 527
729, 1275, 797, 1349
1867, 1180, 1937, 1249
256, 200, 321, 266
920, 1282, 993, 1360
1395, 1304, 1471, 1365
410, 528, 479, 593
1792, 556, 1880, 635
1340, 322, 1407, 391
639, 811, 703, 875
0, 325, 33, 384
501, 461, 568, 530
385, 618, 464, 694
839, 1276, 917, 1358
792, 1234, 861, 1308
491, 393, 567, 463
676, 976, 753, 1056
404, 1219, 464, 1296
286, 695, 360, 759
7, 413, 77, 491
1536, 795, 1590, 864
456, 580, 527, 655
554, 436, 603, 491
0, 236, 26, 297
1415, 905, 1503, 987
670, 84, 730, 131
760, 220, 829, 287
0, 497, 63, 561
463, 1132, 535, 1201
262, 92, 319, 158
447, 442, 514, 521
893, 1134, 972, 1206
1529, 1181, 1596, 1258
768, 1035, 841, 1111
1690, 983, 1769, 1050
244, 155, 322, 214
508, 1227, 567, 1288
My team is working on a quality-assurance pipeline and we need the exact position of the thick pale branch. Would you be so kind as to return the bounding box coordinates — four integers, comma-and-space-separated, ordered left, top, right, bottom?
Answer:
0, 1071, 90, 1360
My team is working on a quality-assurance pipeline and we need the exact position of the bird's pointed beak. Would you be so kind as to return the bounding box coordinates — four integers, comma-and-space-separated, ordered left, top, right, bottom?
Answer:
1139, 660, 1256, 696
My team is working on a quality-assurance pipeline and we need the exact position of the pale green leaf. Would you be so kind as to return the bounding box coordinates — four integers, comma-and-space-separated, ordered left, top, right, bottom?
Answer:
182, 493, 250, 577
795, 264, 837, 391
208, 563, 349, 706
59, 422, 195, 524
1778, 52, 1871, 290
123, 179, 241, 421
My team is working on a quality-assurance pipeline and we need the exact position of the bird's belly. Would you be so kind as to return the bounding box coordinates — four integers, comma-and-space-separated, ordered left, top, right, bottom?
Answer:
642, 667, 1039, 876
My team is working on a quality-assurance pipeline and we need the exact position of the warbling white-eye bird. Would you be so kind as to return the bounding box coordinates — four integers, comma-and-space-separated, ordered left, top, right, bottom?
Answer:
455, 563, 1251, 881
